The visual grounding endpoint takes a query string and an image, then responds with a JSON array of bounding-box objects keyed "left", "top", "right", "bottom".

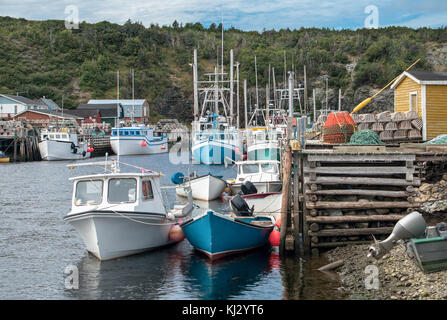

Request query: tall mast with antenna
[
  {"left": 116, "top": 71, "right": 120, "bottom": 170},
  {"left": 255, "top": 56, "right": 259, "bottom": 111},
  {"left": 131, "top": 69, "right": 135, "bottom": 123}
]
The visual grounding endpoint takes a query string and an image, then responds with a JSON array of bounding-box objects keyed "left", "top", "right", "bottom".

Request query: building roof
[
  {"left": 391, "top": 70, "right": 447, "bottom": 89},
  {"left": 36, "top": 97, "right": 61, "bottom": 110},
  {"left": 87, "top": 99, "right": 147, "bottom": 106},
  {"left": 13, "top": 109, "right": 82, "bottom": 120},
  {"left": 0, "top": 94, "right": 36, "bottom": 105}
]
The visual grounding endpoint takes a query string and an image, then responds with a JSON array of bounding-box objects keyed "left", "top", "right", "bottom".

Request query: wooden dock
[{"left": 279, "top": 118, "right": 447, "bottom": 256}]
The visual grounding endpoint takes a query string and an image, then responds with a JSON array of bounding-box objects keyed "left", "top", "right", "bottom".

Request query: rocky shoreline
[{"left": 326, "top": 243, "right": 447, "bottom": 300}]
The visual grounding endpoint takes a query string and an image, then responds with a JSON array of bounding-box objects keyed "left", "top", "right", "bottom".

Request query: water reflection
[{"left": 181, "top": 246, "right": 272, "bottom": 300}]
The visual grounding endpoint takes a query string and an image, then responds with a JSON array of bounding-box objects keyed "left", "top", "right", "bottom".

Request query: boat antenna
[
  {"left": 255, "top": 55, "right": 259, "bottom": 114},
  {"left": 132, "top": 68, "right": 135, "bottom": 123}
]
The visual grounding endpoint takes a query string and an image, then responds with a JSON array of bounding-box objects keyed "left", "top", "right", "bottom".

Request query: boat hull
[
  {"left": 192, "top": 140, "right": 240, "bottom": 165},
  {"left": 232, "top": 193, "right": 282, "bottom": 220},
  {"left": 110, "top": 136, "right": 168, "bottom": 156},
  {"left": 181, "top": 211, "right": 274, "bottom": 261},
  {"left": 0, "top": 158, "right": 9, "bottom": 163},
  {"left": 38, "top": 140, "right": 91, "bottom": 161},
  {"left": 176, "top": 174, "right": 226, "bottom": 201},
  {"left": 64, "top": 211, "right": 177, "bottom": 260}
]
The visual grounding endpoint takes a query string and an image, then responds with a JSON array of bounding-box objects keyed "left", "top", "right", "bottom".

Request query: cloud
[{"left": 0, "top": 0, "right": 445, "bottom": 30}]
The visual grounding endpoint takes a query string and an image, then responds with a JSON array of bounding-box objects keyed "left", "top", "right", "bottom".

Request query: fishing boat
[
  {"left": 110, "top": 124, "right": 168, "bottom": 156},
  {"left": 227, "top": 160, "right": 282, "bottom": 195},
  {"left": 64, "top": 160, "right": 193, "bottom": 261},
  {"left": 246, "top": 128, "right": 284, "bottom": 162},
  {"left": 180, "top": 211, "right": 275, "bottom": 261},
  {"left": 0, "top": 151, "right": 9, "bottom": 163},
  {"left": 38, "top": 128, "right": 91, "bottom": 161},
  {"left": 173, "top": 172, "right": 227, "bottom": 201},
  {"left": 192, "top": 114, "right": 242, "bottom": 165},
  {"left": 230, "top": 192, "right": 282, "bottom": 220}
]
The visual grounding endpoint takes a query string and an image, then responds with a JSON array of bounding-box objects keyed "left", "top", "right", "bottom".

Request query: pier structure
[{"left": 278, "top": 117, "right": 447, "bottom": 256}]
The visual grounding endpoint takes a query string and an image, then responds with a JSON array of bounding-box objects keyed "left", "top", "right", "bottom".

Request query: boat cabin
[
  {"left": 111, "top": 126, "right": 166, "bottom": 138},
  {"left": 235, "top": 160, "right": 280, "bottom": 183},
  {"left": 68, "top": 173, "right": 167, "bottom": 215},
  {"left": 41, "top": 129, "right": 78, "bottom": 144}
]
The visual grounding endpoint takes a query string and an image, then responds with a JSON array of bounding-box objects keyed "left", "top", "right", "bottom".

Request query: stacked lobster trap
[{"left": 351, "top": 111, "right": 423, "bottom": 142}]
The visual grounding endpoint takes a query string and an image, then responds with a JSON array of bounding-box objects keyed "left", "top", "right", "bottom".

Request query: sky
[{"left": 0, "top": 0, "right": 446, "bottom": 30}]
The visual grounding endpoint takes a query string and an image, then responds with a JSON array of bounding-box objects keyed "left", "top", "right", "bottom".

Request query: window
[
  {"left": 242, "top": 164, "right": 260, "bottom": 174},
  {"left": 261, "top": 163, "right": 278, "bottom": 174},
  {"left": 108, "top": 178, "right": 137, "bottom": 203},
  {"left": 123, "top": 131, "right": 129, "bottom": 136},
  {"left": 75, "top": 180, "right": 103, "bottom": 206},
  {"left": 410, "top": 92, "right": 418, "bottom": 113},
  {"left": 142, "top": 180, "right": 154, "bottom": 200},
  {"left": 112, "top": 130, "right": 117, "bottom": 136}
]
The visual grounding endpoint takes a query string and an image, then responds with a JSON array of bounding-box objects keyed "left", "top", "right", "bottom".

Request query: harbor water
[{"left": 0, "top": 151, "right": 346, "bottom": 300}]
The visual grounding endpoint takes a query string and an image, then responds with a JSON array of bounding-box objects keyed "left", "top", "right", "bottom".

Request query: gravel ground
[{"left": 327, "top": 244, "right": 447, "bottom": 300}]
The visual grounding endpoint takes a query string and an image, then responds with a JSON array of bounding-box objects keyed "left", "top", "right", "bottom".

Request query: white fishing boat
[
  {"left": 38, "top": 128, "right": 91, "bottom": 161},
  {"left": 227, "top": 160, "right": 282, "bottom": 195},
  {"left": 246, "top": 128, "right": 284, "bottom": 162},
  {"left": 174, "top": 172, "right": 227, "bottom": 201},
  {"left": 110, "top": 124, "right": 168, "bottom": 156},
  {"left": 64, "top": 160, "right": 193, "bottom": 261},
  {"left": 230, "top": 192, "right": 282, "bottom": 220}
]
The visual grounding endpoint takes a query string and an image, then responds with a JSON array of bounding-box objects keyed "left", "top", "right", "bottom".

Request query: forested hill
[{"left": 1, "top": 16, "right": 446, "bottom": 123}]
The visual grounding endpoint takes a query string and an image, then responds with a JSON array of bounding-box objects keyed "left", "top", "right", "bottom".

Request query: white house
[{"left": 0, "top": 94, "right": 38, "bottom": 118}]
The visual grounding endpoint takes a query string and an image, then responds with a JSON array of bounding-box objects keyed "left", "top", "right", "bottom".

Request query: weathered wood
[
  {"left": 311, "top": 236, "right": 319, "bottom": 244},
  {"left": 333, "top": 145, "right": 386, "bottom": 153},
  {"left": 309, "top": 227, "right": 393, "bottom": 237},
  {"left": 306, "top": 189, "right": 409, "bottom": 198},
  {"left": 309, "top": 223, "right": 319, "bottom": 232},
  {"left": 306, "top": 214, "right": 405, "bottom": 223},
  {"left": 306, "top": 153, "right": 416, "bottom": 163},
  {"left": 304, "top": 176, "right": 421, "bottom": 187},
  {"left": 279, "top": 122, "right": 293, "bottom": 255},
  {"left": 304, "top": 166, "right": 414, "bottom": 176},
  {"left": 318, "top": 259, "right": 344, "bottom": 271},
  {"left": 306, "top": 201, "right": 418, "bottom": 209},
  {"left": 292, "top": 153, "right": 301, "bottom": 254},
  {"left": 311, "top": 240, "right": 372, "bottom": 248},
  {"left": 309, "top": 209, "right": 318, "bottom": 217}
]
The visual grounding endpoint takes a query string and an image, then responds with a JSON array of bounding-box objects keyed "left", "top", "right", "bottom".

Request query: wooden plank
[
  {"left": 304, "top": 166, "right": 414, "bottom": 176},
  {"left": 304, "top": 176, "right": 421, "bottom": 187},
  {"left": 306, "top": 215, "right": 405, "bottom": 223},
  {"left": 311, "top": 241, "right": 372, "bottom": 248},
  {"left": 333, "top": 145, "right": 386, "bottom": 153},
  {"left": 306, "top": 189, "right": 408, "bottom": 198},
  {"left": 309, "top": 227, "right": 393, "bottom": 237},
  {"left": 306, "top": 201, "right": 418, "bottom": 209},
  {"left": 306, "top": 153, "right": 416, "bottom": 163}
]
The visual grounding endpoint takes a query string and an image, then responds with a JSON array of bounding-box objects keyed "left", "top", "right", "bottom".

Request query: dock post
[
  {"left": 293, "top": 151, "right": 301, "bottom": 254},
  {"left": 280, "top": 119, "right": 293, "bottom": 256}
]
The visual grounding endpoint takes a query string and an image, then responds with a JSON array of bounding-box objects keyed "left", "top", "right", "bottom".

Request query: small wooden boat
[
  {"left": 174, "top": 173, "right": 227, "bottom": 201},
  {"left": 0, "top": 151, "right": 9, "bottom": 163},
  {"left": 230, "top": 192, "right": 282, "bottom": 220},
  {"left": 180, "top": 211, "right": 275, "bottom": 261}
]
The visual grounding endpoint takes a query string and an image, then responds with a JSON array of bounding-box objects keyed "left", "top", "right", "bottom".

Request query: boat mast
[
  {"left": 116, "top": 71, "right": 120, "bottom": 171},
  {"left": 131, "top": 68, "right": 135, "bottom": 123}
]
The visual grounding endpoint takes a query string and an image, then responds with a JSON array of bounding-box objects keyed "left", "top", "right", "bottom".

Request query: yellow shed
[{"left": 391, "top": 70, "right": 447, "bottom": 140}]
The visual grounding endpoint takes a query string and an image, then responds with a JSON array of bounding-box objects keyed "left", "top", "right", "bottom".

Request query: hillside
[{"left": 1, "top": 16, "right": 446, "bottom": 123}]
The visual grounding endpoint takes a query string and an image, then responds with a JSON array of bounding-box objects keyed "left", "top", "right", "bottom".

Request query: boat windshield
[
  {"left": 108, "top": 178, "right": 137, "bottom": 203},
  {"left": 242, "top": 164, "right": 259, "bottom": 174},
  {"left": 261, "top": 163, "right": 278, "bottom": 174},
  {"left": 75, "top": 180, "right": 103, "bottom": 206}
]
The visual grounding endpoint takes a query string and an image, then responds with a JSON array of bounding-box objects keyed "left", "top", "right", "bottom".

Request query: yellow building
[{"left": 391, "top": 70, "right": 447, "bottom": 140}]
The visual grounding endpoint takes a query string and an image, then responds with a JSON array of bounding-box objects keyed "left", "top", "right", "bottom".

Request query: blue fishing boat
[
  {"left": 191, "top": 114, "right": 242, "bottom": 165},
  {"left": 180, "top": 211, "right": 275, "bottom": 261}
]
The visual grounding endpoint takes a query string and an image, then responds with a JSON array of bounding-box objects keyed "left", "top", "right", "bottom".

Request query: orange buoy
[
  {"left": 269, "top": 227, "right": 280, "bottom": 247},
  {"left": 161, "top": 145, "right": 166, "bottom": 149},
  {"left": 169, "top": 224, "right": 185, "bottom": 242},
  {"left": 141, "top": 141, "right": 147, "bottom": 147}
]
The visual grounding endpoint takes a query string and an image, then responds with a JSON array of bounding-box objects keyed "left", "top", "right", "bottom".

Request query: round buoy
[
  {"left": 169, "top": 224, "right": 185, "bottom": 242},
  {"left": 171, "top": 172, "right": 184, "bottom": 185},
  {"left": 161, "top": 145, "right": 166, "bottom": 150},
  {"left": 275, "top": 214, "right": 281, "bottom": 228},
  {"left": 141, "top": 141, "right": 147, "bottom": 147},
  {"left": 269, "top": 227, "right": 280, "bottom": 247}
]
